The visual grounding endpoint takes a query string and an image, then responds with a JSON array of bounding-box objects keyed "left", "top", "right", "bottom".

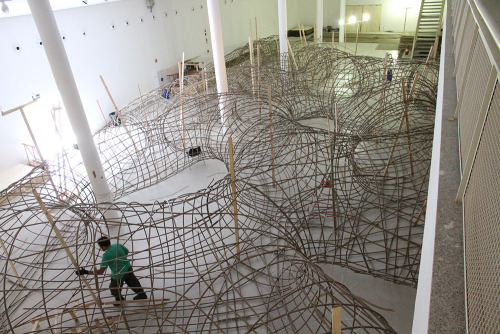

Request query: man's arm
[{"left": 88, "top": 267, "right": 106, "bottom": 275}]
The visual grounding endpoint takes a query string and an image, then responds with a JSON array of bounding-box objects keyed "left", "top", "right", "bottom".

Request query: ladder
[{"left": 411, "top": 0, "right": 445, "bottom": 58}]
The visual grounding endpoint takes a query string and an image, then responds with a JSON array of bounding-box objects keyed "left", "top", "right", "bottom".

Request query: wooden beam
[
  {"left": 180, "top": 53, "right": 186, "bottom": 150},
  {"left": 401, "top": 78, "right": 414, "bottom": 176},
  {"left": 286, "top": 37, "right": 299, "bottom": 71},
  {"left": 1, "top": 99, "right": 38, "bottom": 117},
  {"left": 32, "top": 189, "right": 100, "bottom": 306},
  {"left": 332, "top": 306, "right": 341, "bottom": 334},
  {"left": 0, "top": 238, "right": 23, "bottom": 287},
  {"left": 249, "top": 36, "right": 256, "bottom": 95},
  {"left": 414, "top": 200, "right": 427, "bottom": 226},
  {"left": 376, "top": 53, "right": 389, "bottom": 145},
  {"left": 268, "top": 85, "right": 276, "bottom": 186},
  {"left": 99, "top": 75, "right": 141, "bottom": 156},
  {"left": 102, "top": 298, "right": 169, "bottom": 305},
  {"left": 257, "top": 44, "right": 262, "bottom": 118},
  {"left": 255, "top": 17, "right": 258, "bottom": 41},
  {"left": 228, "top": 137, "right": 240, "bottom": 261}
]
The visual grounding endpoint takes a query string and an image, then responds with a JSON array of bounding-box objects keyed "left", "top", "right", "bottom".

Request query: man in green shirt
[{"left": 76, "top": 236, "right": 147, "bottom": 306}]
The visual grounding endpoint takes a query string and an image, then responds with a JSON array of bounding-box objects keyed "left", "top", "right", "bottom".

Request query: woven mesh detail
[{"left": 464, "top": 81, "right": 500, "bottom": 333}]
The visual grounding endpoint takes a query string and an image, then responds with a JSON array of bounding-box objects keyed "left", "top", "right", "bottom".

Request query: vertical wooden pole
[
  {"left": 202, "top": 68, "right": 208, "bottom": 92},
  {"left": 401, "top": 78, "right": 414, "bottom": 176},
  {"left": 258, "top": 44, "right": 262, "bottom": 118},
  {"left": 354, "top": 22, "right": 360, "bottom": 55},
  {"left": 19, "top": 108, "right": 44, "bottom": 162},
  {"left": 314, "top": 15, "right": 317, "bottom": 44},
  {"left": 286, "top": 37, "right": 299, "bottom": 70},
  {"left": 302, "top": 25, "right": 308, "bottom": 46},
  {"left": 383, "top": 108, "right": 407, "bottom": 180},
  {"left": 249, "top": 36, "right": 256, "bottom": 96},
  {"left": 376, "top": 53, "right": 389, "bottom": 144},
  {"left": 32, "top": 189, "right": 100, "bottom": 306},
  {"left": 228, "top": 137, "right": 240, "bottom": 261},
  {"left": 298, "top": 18, "right": 304, "bottom": 46},
  {"left": 255, "top": 17, "right": 258, "bottom": 41},
  {"left": 99, "top": 75, "right": 141, "bottom": 156},
  {"left": 179, "top": 54, "right": 186, "bottom": 150},
  {"left": 332, "top": 31, "right": 335, "bottom": 49},
  {"left": 327, "top": 116, "right": 338, "bottom": 231},
  {"left": 383, "top": 78, "right": 415, "bottom": 180},
  {"left": 409, "top": 72, "right": 420, "bottom": 101},
  {"left": 332, "top": 306, "right": 341, "bottom": 334},
  {"left": 414, "top": 200, "right": 427, "bottom": 226},
  {"left": 268, "top": 85, "right": 276, "bottom": 186},
  {"left": 1, "top": 101, "right": 63, "bottom": 200},
  {"left": 138, "top": 84, "right": 160, "bottom": 172},
  {"left": 0, "top": 238, "right": 24, "bottom": 287}
]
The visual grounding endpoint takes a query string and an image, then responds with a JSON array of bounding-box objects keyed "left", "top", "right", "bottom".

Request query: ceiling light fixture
[{"left": 1, "top": 1, "right": 9, "bottom": 14}]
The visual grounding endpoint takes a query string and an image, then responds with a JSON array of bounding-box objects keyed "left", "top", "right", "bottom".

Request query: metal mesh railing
[
  {"left": 451, "top": 0, "right": 500, "bottom": 332},
  {"left": 457, "top": 36, "right": 489, "bottom": 167},
  {"left": 463, "top": 81, "right": 500, "bottom": 333}
]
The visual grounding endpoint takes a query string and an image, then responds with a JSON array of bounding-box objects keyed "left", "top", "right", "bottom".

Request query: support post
[
  {"left": 278, "top": 0, "right": 288, "bottom": 71},
  {"left": 376, "top": 53, "right": 389, "bottom": 144},
  {"left": 314, "top": 15, "right": 317, "bottom": 44},
  {"left": 316, "top": 0, "right": 324, "bottom": 43},
  {"left": 228, "top": 137, "right": 240, "bottom": 261},
  {"left": 255, "top": 17, "right": 258, "bottom": 41},
  {"left": 339, "top": 0, "right": 346, "bottom": 43},
  {"left": 249, "top": 36, "right": 256, "bottom": 96},
  {"left": 206, "top": 0, "right": 229, "bottom": 133},
  {"left": 332, "top": 306, "right": 341, "bottom": 334},
  {"left": 355, "top": 22, "right": 360, "bottom": 55},
  {"left": 286, "top": 37, "right": 299, "bottom": 70},
  {"left": 33, "top": 189, "right": 100, "bottom": 306},
  {"left": 28, "top": 0, "right": 113, "bottom": 205},
  {"left": 414, "top": 200, "right": 427, "bottom": 226},
  {"left": 179, "top": 53, "right": 186, "bottom": 150},
  {"left": 100, "top": 75, "right": 141, "bottom": 156},
  {"left": 0, "top": 238, "right": 24, "bottom": 287},
  {"left": 268, "top": 85, "right": 276, "bottom": 186},
  {"left": 298, "top": 18, "right": 305, "bottom": 46},
  {"left": 2, "top": 100, "right": 61, "bottom": 201},
  {"left": 401, "top": 78, "right": 414, "bottom": 176},
  {"left": 257, "top": 44, "right": 262, "bottom": 118}
]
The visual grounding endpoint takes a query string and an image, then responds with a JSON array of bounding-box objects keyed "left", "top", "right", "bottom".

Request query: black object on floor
[{"left": 187, "top": 146, "right": 201, "bottom": 157}]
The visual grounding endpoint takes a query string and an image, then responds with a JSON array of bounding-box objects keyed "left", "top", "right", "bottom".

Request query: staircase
[{"left": 411, "top": 0, "right": 445, "bottom": 58}]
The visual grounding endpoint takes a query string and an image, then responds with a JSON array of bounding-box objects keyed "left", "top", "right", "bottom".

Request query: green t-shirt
[{"left": 100, "top": 243, "right": 131, "bottom": 280}]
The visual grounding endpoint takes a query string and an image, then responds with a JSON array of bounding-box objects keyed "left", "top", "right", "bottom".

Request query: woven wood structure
[{"left": 0, "top": 36, "right": 438, "bottom": 333}]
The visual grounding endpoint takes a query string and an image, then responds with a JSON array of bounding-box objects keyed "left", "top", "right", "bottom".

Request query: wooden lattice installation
[{"left": 0, "top": 36, "right": 438, "bottom": 333}]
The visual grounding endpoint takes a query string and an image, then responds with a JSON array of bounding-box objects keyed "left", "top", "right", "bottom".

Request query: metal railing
[{"left": 451, "top": 0, "right": 500, "bottom": 332}]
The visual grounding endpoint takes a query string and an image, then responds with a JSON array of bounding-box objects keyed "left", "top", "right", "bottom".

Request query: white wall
[
  {"left": 296, "top": 0, "right": 421, "bottom": 32},
  {"left": 0, "top": 0, "right": 297, "bottom": 172}
]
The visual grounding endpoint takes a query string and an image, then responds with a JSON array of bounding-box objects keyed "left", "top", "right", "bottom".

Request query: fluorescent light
[
  {"left": 348, "top": 16, "right": 356, "bottom": 24},
  {"left": 362, "top": 13, "right": 370, "bottom": 21}
]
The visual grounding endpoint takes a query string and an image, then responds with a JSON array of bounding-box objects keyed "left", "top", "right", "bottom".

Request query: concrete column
[
  {"left": 27, "top": 0, "right": 113, "bottom": 204},
  {"left": 339, "top": 0, "right": 346, "bottom": 43},
  {"left": 206, "top": 0, "right": 229, "bottom": 132},
  {"left": 316, "top": 0, "right": 323, "bottom": 43},
  {"left": 278, "top": 0, "right": 288, "bottom": 70}
]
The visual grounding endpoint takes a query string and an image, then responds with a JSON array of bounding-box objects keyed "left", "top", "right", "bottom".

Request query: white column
[
  {"left": 27, "top": 0, "right": 113, "bottom": 204},
  {"left": 316, "top": 0, "right": 324, "bottom": 43},
  {"left": 206, "top": 0, "right": 229, "bottom": 132},
  {"left": 339, "top": 0, "right": 346, "bottom": 43},
  {"left": 278, "top": 0, "right": 288, "bottom": 70}
]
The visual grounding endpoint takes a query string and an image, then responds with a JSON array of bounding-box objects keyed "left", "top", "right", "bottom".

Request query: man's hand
[{"left": 75, "top": 267, "right": 89, "bottom": 276}]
